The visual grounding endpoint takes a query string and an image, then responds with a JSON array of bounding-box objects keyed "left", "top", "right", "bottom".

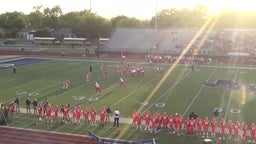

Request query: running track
[{"left": 0, "top": 126, "right": 98, "bottom": 144}]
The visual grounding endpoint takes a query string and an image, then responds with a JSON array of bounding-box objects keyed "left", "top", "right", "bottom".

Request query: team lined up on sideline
[
  {"left": 3, "top": 100, "right": 256, "bottom": 143},
  {"left": 131, "top": 110, "right": 256, "bottom": 143}
]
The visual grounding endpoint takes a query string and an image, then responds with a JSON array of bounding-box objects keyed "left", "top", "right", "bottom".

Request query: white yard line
[
  {"left": 182, "top": 66, "right": 217, "bottom": 116},
  {"left": 4, "top": 64, "right": 88, "bottom": 103},
  {"left": 111, "top": 77, "right": 159, "bottom": 107},
  {"left": 224, "top": 68, "right": 239, "bottom": 120},
  {"left": 143, "top": 71, "right": 191, "bottom": 114}
]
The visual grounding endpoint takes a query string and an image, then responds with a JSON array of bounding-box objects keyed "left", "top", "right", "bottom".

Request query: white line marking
[
  {"left": 111, "top": 77, "right": 159, "bottom": 107},
  {"left": 182, "top": 67, "right": 218, "bottom": 116},
  {"left": 224, "top": 68, "right": 239, "bottom": 120},
  {"left": 143, "top": 71, "right": 191, "bottom": 114}
]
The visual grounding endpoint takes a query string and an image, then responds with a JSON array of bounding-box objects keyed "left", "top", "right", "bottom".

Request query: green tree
[
  {"left": 189, "top": 5, "right": 209, "bottom": 27},
  {"left": 111, "top": 16, "right": 146, "bottom": 28},
  {"left": 73, "top": 11, "right": 112, "bottom": 38},
  {"left": 149, "top": 5, "right": 209, "bottom": 29},
  {"left": 150, "top": 8, "right": 182, "bottom": 28},
  {"left": 0, "top": 12, "right": 27, "bottom": 29},
  {"left": 43, "top": 5, "right": 63, "bottom": 28},
  {"left": 0, "top": 28, "right": 4, "bottom": 38},
  {"left": 28, "top": 5, "right": 44, "bottom": 28},
  {"left": 58, "top": 12, "right": 80, "bottom": 29}
]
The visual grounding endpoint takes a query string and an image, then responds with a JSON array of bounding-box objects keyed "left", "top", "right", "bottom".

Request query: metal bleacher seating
[{"left": 104, "top": 28, "right": 217, "bottom": 54}]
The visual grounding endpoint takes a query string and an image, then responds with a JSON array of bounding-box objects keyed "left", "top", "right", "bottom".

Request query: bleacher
[
  {"left": 215, "top": 29, "right": 256, "bottom": 54},
  {"left": 102, "top": 28, "right": 217, "bottom": 54}
]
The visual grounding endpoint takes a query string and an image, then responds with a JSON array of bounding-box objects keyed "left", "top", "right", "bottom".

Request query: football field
[{"left": 1, "top": 56, "right": 256, "bottom": 143}]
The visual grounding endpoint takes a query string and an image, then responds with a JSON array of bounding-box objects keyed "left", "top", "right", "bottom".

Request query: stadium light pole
[
  {"left": 155, "top": 0, "right": 158, "bottom": 30},
  {"left": 89, "top": 0, "right": 92, "bottom": 12}
]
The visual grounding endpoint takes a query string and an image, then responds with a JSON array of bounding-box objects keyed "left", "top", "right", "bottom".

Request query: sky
[{"left": 0, "top": 0, "right": 256, "bottom": 20}]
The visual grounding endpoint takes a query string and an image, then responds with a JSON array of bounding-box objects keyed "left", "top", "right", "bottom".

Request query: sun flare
[{"left": 205, "top": 0, "right": 256, "bottom": 15}]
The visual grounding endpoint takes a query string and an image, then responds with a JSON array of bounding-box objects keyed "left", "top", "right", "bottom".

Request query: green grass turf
[{"left": 1, "top": 56, "right": 256, "bottom": 143}]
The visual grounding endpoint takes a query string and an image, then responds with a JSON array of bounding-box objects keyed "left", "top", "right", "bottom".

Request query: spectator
[
  {"left": 14, "top": 97, "right": 20, "bottom": 112},
  {"left": 0, "top": 100, "right": 2, "bottom": 109},
  {"left": 106, "top": 106, "right": 111, "bottom": 123},
  {"left": 60, "top": 105, "right": 64, "bottom": 116},
  {"left": 10, "top": 102, "right": 17, "bottom": 120},
  {"left": 189, "top": 111, "right": 198, "bottom": 120},
  {"left": 12, "top": 66, "right": 16, "bottom": 73},
  {"left": 43, "top": 98, "right": 49, "bottom": 114},
  {"left": 2, "top": 104, "right": 9, "bottom": 118},
  {"left": 213, "top": 109, "right": 219, "bottom": 117},
  {"left": 113, "top": 108, "right": 120, "bottom": 127},
  {"left": 32, "top": 99, "right": 38, "bottom": 115},
  {"left": 89, "top": 63, "right": 93, "bottom": 73},
  {"left": 25, "top": 98, "right": 31, "bottom": 115}
]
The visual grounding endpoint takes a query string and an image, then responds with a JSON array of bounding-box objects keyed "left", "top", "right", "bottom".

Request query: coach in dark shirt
[
  {"left": 32, "top": 99, "right": 38, "bottom": 115},
  {"left": 14, "top": 97, "right": 20, "bottom": 112},
  {"left": 106, "top": 106, "right": 111, "bottom": 123},
  {"left": 25, "top": 98, "right": 31, "bottom": 115}
]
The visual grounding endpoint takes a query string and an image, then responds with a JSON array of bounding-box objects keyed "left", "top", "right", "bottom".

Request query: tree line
[{"left": 0, "top": 4, "right": 256, "bottom": 38}]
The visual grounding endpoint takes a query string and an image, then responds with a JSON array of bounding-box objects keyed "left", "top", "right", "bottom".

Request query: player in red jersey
[
  {"left": 99, "top": 107, "right": 107, "bottom": 128},
  {"left": 37, "top": 103, "right": 43, "bottom": 121},
  {"left": 102, "top": 68, "right": 109, "bottom": 78},
  {"left": 139, "top": 67, "right": 145, "bottom": 76},
  {"left": 227, "top": 120, "right": 233, "bottom": 140},
  {"left": 156, "top": 112, "right": 162, "bottom": 132},
  {"left": 72, "top": 106, "right": 77, "bottom": 124},
  {"left": 54, "top": 105, "right": 59, "bottom": 123},
  {"left": 161, "top": 112, "right": 169, "bottom": 132},
  {"left": 168, "top": 115, "right": 174, "bottom": 134},
  {"left": 185, "top": 117, "right": 191, "bottom": 136},
  {"left": 95, "top": 82, "right": 102, "bottom": 94},
  {"left": 203, "top": 117, "right": 210, "bottom": 138},
  {"left": 151, "top": 115, "right": 157, "bottom": 133},
  {"left": 119, "top": 77, "right": 126, "bottom": 88},
  {"left": 130, "top": 68, "right": 137, "bottom": 76},
  {"left": 90, "top": 108, "right": 97, "bottom": 126},
  {"left": 143, "top": 111, "right": 152, "bottom": 132},
  {"left": 63, "top": 105, "right": 69, "bottom": 123},
  {"left": 10, "top": 102, "right": 17, "bottom": 120},
  {"left": 86, "top": 72, "right": 91, "bottom": 82},
  {"left": 250, "top": 123, "right": 256, "bottom": 143},
  {"left": 76, "top": 106, "right": 82, "bottom": 125},
  {"left": 219, "top": 118, "right": 226, "bottom": 139},
  {"left": 173, "top": 113, "right": 179, "bottom": 134},
  {"left": 63, "top": 80, "right": 70, "bottom": 90},
  {"left": 136, "top": 112, "right": 143, "bottom": 130},
  {"left": 196, "top": 117, "right": 203, "bottom": 136},
  {"left": 210, "top": 117, "right": 217, "bottom": 137},
  {"left": 233, "top": 121, "right": 240, "bottom": 141},
  {"left": 177, "top": 114, "right": 183, "bottom": 136},
  {"left": 241, "top": 122, "right": 248, "bottom": 141},
  {"left": 131, "top": 109, "right": 138, "bottom": 128},
  {"left": 189, "top": 118, "right": 196, "bottom": 136},
  {"left": 83, "top": 107, "right": 90, "bottom": 125},
  {"left": 45, "top": 104, "right": 52, "bottom": 123}
]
